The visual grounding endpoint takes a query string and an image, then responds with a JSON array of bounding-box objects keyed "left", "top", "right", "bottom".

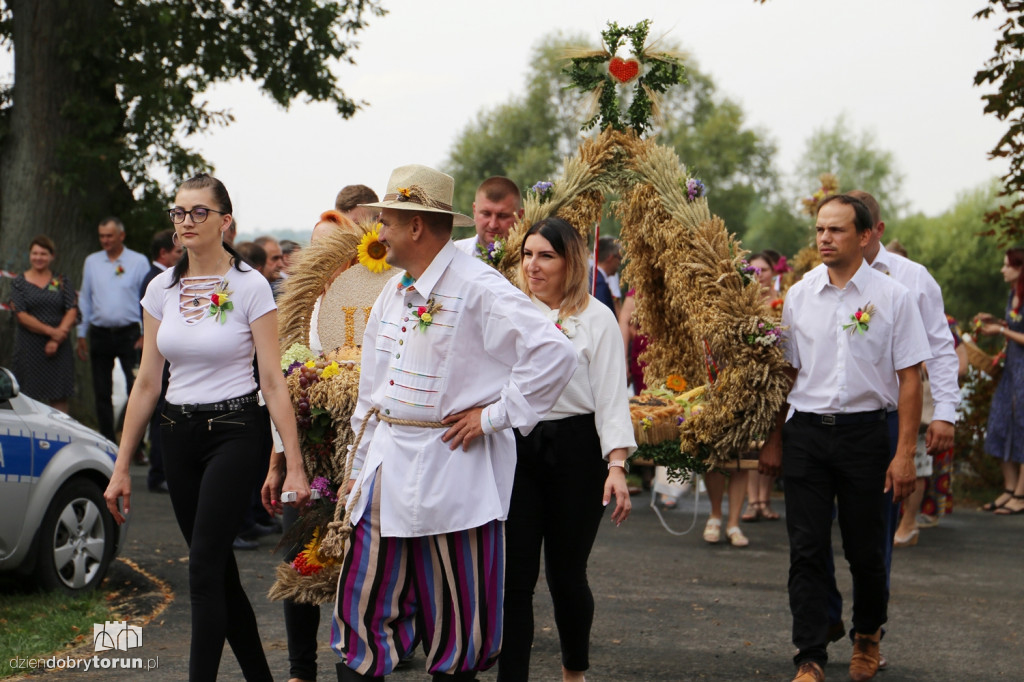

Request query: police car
[{"left": 0, "top": 367, "right": 126, "bottom": 592}]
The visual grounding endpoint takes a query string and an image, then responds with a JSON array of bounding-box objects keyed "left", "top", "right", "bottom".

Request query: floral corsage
[
  {"left": 114, "top": 264, "right": 125, "bottom": 276},
  {"left": 46, "top": 278, "right": 61, "bottom": 292},
  {"left": 475, "top": 238, "right": 506, "bottom": 268},
  {"left": 208, "top": 281, "right": 234, "bottom": 324},
  {"left": 842, "top": 302, "right": 876, "bottom": 335},
  {"left": 542, "top": 307, "right": 578, "bottom": 339},
  {"left": 413, "top": 299, "right": 442, "bottom": 331}
]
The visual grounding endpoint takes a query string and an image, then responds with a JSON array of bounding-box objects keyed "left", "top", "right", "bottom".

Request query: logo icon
[{"left": 93, "top": 621, "right": 143, "bottom": 652}]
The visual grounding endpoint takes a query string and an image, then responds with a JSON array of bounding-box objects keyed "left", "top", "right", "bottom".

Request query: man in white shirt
[
  {"left": 759, "top": 194, "right": 928, "bottom": 682},
  {"left": 331, "top": 164, "right": 575, "bottom": 682},
  {"left": 76, "top": 216, "right": 150, "bottom": 443},
  {"left": 821, "top": 190, "right": 960, "bottom": 666},
  {"left": 453, "top": 176, "right": 523, "bottom": 259}
]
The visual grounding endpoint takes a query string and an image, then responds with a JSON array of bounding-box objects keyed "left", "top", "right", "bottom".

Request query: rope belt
[
  {"left": 318, "top": 407, "right": 447, "bottom": 559},
  {"left": 377, "top": 411, "right": 447, "bottom": 429}
]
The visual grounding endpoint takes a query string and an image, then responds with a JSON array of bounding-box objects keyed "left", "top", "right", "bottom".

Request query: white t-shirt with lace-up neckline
[{"left": 141, "top": 264, "right": 276, "bottom": 406}]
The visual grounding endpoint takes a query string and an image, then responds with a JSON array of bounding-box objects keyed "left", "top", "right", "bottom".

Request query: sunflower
[{"left": 357, "top": 226, "right": 391, "bottom": 273}]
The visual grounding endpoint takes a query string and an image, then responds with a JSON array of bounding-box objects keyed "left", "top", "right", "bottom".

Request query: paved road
[{"left": 29, "top": 465, "right": 1024, "bottom": 681}]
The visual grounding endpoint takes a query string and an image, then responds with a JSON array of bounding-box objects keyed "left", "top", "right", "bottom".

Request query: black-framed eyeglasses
[{"left": 168, "top": 207, "right": 227, "bottom": 224}]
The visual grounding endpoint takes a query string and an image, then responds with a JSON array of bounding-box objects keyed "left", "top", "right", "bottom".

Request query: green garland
[
  {"left": 633, "top": 440, "right": 710, "bottom": 482},
  {"left": 564, "top": 20, "right": 686, "bottom": 134}
]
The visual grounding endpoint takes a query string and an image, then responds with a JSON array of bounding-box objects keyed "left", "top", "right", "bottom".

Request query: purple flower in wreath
[
  {"left": 310, "top": 476, "right": 338, "bottom": 503},
  {"left": 686, "top": 178, "right": 705, "bottom": 202},
  {"left": 530, "top": 181, "right": 554, "bottom": 198}
]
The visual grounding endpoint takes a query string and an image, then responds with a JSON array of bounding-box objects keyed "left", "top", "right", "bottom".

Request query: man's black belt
[
  {"left": 791, "top": 409, "right": 888, "bottom": 427},
  {"left": 166, "top": 391, "right": 259, "bottom": 415}
]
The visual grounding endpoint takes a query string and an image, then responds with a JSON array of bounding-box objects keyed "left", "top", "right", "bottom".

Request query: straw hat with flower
[{"left": 360, "top": 164, "right": 474, "bottom": 227}]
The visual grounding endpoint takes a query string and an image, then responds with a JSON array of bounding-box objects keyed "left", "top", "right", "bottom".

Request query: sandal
[
  {"left": 703, "top": 517, "right": 722, "bottom": 544},
  {"left": 741, "top": 500, "right": 762, "bottom": 523},
  {"left": 760, "top": 503, "right": 781, "bottom": 521},
  {"left": 994, "top": 494, "right": 1024, "bottom": 515},
  {"left": 726, "top": 526, "right": 749, "bottom": 547},
  {"left": 982, "top": 489, "right": 1014, "bottom": 512}
]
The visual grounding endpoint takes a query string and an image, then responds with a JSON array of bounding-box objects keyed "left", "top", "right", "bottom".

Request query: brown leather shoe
[
  {"left": 849, "top": 628, "right": 881, "bottom": 681},
  {"left": 792, "top": 660, "right": 825, "bottom": 682}
]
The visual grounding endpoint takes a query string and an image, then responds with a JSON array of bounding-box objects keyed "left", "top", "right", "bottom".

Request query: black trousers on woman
[
  {"left": 161, "top": 401, "right": 273, "bottom": 682},
  {"left": 498, "top": 413, "right": 608, "bottom": 682}
]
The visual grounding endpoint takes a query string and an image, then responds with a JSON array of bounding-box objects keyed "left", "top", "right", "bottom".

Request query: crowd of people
[{"left": 4, "top": 164, "right": 1022, "bottom": 682}]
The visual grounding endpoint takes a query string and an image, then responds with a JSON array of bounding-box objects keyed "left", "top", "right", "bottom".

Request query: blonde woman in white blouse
[
  {"left": 104, "top": 173, "right": 309, "bottom": 681},
  {"left": 498, "top": 217, "right": 634, "bottom": 682}
]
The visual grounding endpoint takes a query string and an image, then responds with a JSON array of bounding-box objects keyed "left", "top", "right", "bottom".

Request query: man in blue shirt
[
  {"left": 593, "top": 236, "right": 621, "bottom": 315},
  {"left": 76, "top": 217, "right": 150, "bottom": 443}
]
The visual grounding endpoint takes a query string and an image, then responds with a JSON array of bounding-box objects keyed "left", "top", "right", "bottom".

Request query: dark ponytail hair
[
  {"left": 1007, "top": 247, "right": 1024, "bottom": 307},
  {"left": 169, "top": 173, "right": 247, "bottom": 286}
]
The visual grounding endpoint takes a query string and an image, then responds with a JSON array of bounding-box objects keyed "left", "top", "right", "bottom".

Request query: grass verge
[{"left": 0, "top": 585, "right": 110, "bottom": 679}]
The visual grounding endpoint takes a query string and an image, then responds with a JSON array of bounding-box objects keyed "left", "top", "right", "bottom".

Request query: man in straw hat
[{"left": 330, "top": 164, "right": 576, "bottom": 682}]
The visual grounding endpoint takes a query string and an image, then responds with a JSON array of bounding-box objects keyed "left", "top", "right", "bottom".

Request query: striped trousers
[{"left": 331, "top": 469, "right": 504, "bottom": 677}]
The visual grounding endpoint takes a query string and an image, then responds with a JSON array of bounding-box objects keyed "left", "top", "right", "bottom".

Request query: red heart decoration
[{"left": 608, "top": 57, "right": 640, "bottom": 83}]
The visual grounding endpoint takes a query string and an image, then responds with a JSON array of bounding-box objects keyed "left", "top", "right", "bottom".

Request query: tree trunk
[{"left": 0, "top": 0, "right": 133, "bottom": 424}]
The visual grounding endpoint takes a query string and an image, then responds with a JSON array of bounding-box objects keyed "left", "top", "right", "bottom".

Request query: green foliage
[
  {"left": 1, "top": 0, "right": 384, "bottom": 209},
  {"left": 632, "top": 440, "right": 709, "bottom": 482},
  {"left": 886, "top": 181, "right": 1008, "bottom": 324},
  {"left": 0, "top": 585, "right": 108, "bottom": 678},
  {"left": 973, "top": 0, "right": 1024, "bottom": 244},
  {"left": 954, "top": 364, "right": 1005, "bottom": 489},
  {"left": 795, "top": 113, "right": 906, "bottom": 218},
  {"left": 742, "top": 199, "right": 814, "bottom": 258}
]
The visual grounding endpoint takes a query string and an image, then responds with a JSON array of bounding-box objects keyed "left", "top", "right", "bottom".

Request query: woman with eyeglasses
[
  {"left": 104, "top": 173, "right": 309, "bottom": 681},
  {"left": 499, "top": 217, "right": 634, "bottom": 682}
]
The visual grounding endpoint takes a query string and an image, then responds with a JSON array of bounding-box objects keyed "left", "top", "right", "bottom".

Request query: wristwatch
[{"left": 608, "top": 459, "right": 629, "bottom": 473}]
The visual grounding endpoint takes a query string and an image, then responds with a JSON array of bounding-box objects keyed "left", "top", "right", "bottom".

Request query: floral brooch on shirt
[
  {"left": 208, "top": 281, "right": 234, "bottom": 324},
  {"left": 46, "top": 278, "right": 61, "bottom": 292},
  {"left": 413, "top": 298, "right": 442, "bottom": 331},
  {"left": 1011, "top": 306, "right": 1022, "bottom": 324},
  {"left": 114, "top": 264, "right": 125, "bottom": 276},
  {"left": 475, "top": 238, "right": 506, "bottom": 268},
  {"left": 554, "top": 316, "right": 578, "bottom": 339},
  {"left": 842, "top": 302, "right": 876, "bottom": 335}
]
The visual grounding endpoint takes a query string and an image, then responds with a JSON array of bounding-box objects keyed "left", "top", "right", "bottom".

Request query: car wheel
[{"left": 35, "top": 479, "right": 116, "bottom": 592}]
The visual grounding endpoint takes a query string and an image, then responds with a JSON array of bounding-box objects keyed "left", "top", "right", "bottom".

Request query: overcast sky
[{"left": 188, "top": 0, "right": 1007, "bottom": 235}]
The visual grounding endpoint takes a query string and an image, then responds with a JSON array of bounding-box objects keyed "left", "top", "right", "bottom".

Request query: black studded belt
[{"left": 166, "top": 391, "right": 259, "bottom": 415}]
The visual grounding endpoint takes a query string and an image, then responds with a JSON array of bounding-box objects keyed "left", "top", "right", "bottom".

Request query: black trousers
[
  {"left": 88, "top": 324, "right": 139, "bottom": 442},
  {"left": 160, "top": 401, "right": 273, "bottom": 682},
  {"left": 498, "top": 413, "right": 608, "bottom": 681},
  {"left": 783, "top": 417, "right": 890, "bottom": 668},
  {"left": 281, "top": 504, "right": 321, "bottom": 680}
]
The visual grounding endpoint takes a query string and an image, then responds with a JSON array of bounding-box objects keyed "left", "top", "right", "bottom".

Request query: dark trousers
[
  {"left": 783, "top": 417, "right": 890, "bottom": 668},
  {"left": 146, "top": 362, "right": 171, "bottom": 490},
  {"left": 88, "top": 324, "right": 139, "bottom": 442},
  {"left": 498, "top": 414, "right": 608, "bottom": 681},
  {"left": 160, "top": 402, "right": 273, "bottom": 682},
  {"left": 281, "top": 504, "right": 321, "bottom": 681},
  {"left": 825, "top": 411, "right": 899, "bottom": 630}
]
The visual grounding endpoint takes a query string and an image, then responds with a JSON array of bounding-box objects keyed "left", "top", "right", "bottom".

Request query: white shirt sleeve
[
  {"left": 584, "top": 303, "right": 637, "bottom": 458},
  {"left": 914, "top": 271, "right": 960, "bottom": 423}
]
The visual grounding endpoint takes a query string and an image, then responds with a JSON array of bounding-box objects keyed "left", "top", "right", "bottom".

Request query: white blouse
[
  {"left": 141, "top": 265, "right": 276, "bottom": 405},
  {"left": 532, "top": 295, "right": 637, "bottom": 459}
]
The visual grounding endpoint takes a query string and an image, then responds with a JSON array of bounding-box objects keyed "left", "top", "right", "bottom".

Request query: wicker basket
[{"left": 964, "top": 340, "right": 997, "bottom": 373}]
